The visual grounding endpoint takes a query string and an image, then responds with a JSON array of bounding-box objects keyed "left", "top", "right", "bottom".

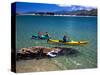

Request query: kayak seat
[{"left": 59, "top": 40, "right": 63, "bottom": 42}]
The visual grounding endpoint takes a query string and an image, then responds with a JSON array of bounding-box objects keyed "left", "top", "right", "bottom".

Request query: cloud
[
  {"left": 55, "top": 0, "right": 97, "bottom": 8},
  {"left": 56, "top": 4, "right": 71, "bottom": 7}
]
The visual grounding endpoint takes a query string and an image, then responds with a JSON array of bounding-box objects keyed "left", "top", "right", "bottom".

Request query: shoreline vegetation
[
  {"left": 16, "top": 14, "right": 97, "bottom": 17},
  {"left": 16, "top": 9, "right": 97, "bottom": 17}
]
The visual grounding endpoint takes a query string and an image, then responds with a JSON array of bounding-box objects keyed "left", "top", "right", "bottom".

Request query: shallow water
[{"left": 16, "top": 15, "right": 97, "bottom": 72}]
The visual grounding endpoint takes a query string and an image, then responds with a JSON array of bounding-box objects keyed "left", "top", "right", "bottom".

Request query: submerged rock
[{"left": 17, "top": 46, "right": 79, "bottom": 60}]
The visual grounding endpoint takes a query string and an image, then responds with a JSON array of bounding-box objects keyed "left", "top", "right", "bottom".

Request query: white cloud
[
  {"left": 56, "top": 3, "right": 72, "bottom": 7},
  {"left": 54, "top": 0, "right": 98, "bottom": 7}
]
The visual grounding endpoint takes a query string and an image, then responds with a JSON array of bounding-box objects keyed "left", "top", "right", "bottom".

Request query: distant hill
[
  {"left": 16, "top": 5, "right": 97, "bottom": 16},
  {"left": 58, "top": 9, "right": 97, "bottom": 16}
]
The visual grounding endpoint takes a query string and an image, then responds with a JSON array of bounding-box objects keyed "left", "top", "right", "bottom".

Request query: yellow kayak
[{"left": 47, "top": 39, "right": 88, "bottom": 45}]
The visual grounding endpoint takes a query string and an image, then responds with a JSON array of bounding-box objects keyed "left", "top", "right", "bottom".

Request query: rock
[{"left": 17, "top": 46, "right": 79, "bottom": 60}]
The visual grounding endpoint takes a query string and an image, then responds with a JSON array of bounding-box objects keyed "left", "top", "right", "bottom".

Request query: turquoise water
[{"left": 16, "top": 15, "right": 97, "bottom": 70}]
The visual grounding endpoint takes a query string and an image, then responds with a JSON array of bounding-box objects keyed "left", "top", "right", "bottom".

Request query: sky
[
  {"left": 11, "top": 0, "right": 98, "bottom": 7},
  {"left": 16, "top": 2, "right": 63, "bottom": 13},
  {"left": 15, "top": 2, "right": 97, "bottom": 13}
]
